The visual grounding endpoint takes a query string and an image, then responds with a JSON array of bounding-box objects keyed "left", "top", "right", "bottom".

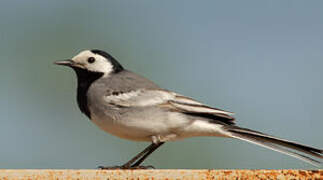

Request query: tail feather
[{"left": 224, "top": 126, "right": 322, "bottom": 167}]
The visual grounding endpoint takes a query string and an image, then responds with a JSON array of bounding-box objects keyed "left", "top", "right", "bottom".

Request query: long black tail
[{"left": 223, "top": 125, "right": 322, "bottom": 166}]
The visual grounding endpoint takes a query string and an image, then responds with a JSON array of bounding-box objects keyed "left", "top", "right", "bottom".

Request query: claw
[
  {"left": 131, "top": 165, "right": 155, "bottom": 169},
  {"left": 98, "top": 165, "right": 123, "bottom": 169},
  {"left": 98, "top": 165, "right": 155, "bottom": 170}
]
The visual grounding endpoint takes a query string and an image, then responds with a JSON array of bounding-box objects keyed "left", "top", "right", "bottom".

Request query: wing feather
[
  {"left": 104, "top": 89, "right": 175, "bottom": 107},
  {"left": 104, "top": 89, "right": 235, "bottom": 124},
  {"left": 170, "top": 99, "right": 234, "bottom": 115}
]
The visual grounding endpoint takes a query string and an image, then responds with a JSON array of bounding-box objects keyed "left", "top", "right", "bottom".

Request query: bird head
[{"left": 55, "top": 49, "right": 124, "bottom": 76}]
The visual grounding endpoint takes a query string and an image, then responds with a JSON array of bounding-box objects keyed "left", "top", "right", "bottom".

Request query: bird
[{"left": 55, "top": 49, "right": 322, "bottom": 169}]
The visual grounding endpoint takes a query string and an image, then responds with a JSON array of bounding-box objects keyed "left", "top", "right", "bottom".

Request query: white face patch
[{"left": 71, "top": 50, "right": 113, "bottom": 75}]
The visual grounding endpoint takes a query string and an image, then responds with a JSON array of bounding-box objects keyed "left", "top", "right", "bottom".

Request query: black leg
[
  {"left": 99, "top": 142, "right": 165, "bottom": 169},
  {"left": 131, "top": 142, "right": 164, "bottom": 167},
  {"left": 120, "top": 143, "right": 156, "bottom": 168}
]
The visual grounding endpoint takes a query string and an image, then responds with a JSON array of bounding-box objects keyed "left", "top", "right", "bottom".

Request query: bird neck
[{"left": 73, "top": 68, "right": 104, "bottom": 119}]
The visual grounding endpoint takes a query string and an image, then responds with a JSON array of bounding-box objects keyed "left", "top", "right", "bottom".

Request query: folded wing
[{"left": 104, "top": 89, "right": 235, "bottom": 124}]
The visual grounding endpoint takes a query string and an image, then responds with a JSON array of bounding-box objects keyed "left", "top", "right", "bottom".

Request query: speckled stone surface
[{"left": 0, "top": 169, "right": 321, "bottom": 180}]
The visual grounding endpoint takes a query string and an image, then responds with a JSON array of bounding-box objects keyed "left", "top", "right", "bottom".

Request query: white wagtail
[{"left": 55, "top": 49, "right": 322, "bottom": 169}]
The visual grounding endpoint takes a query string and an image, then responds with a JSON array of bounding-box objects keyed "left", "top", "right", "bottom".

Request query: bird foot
[
  {"left": 130, "top": 165, "right": 155, "bottom": 169},
  {"left": 98, "top": 165, "right": 123, "bottom": 170},
  {"left": 98, "top": 165, "right": 155, "bottom": 170}
]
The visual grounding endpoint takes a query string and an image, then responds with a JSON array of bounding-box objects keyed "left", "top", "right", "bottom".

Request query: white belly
[
  {"left": 91, "top": 115, "right": 152, "bottom": 141},
  {"left": 90, "top": 108, "right": 229, "bottom": 142},
  {"left": 90, "top": 108, "right": 194, "bottom": 142}
]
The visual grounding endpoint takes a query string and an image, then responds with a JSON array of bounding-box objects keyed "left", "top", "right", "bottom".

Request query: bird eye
[{"left": 87, "top": 57, "right": 95, "bottom": 64}]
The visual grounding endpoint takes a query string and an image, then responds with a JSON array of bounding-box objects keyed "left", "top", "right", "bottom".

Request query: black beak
[{"left": 54, "top": 59, "right": 74, "bottom": 66}]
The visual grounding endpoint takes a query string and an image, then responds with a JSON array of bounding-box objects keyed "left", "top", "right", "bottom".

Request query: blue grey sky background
[{"left": 0, "top": 1, "right": 322, "bottom": 169}]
